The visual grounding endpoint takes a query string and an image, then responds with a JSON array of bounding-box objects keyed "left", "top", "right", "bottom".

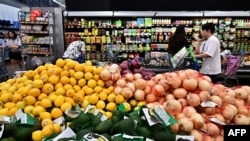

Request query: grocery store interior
[{"left": 1, "top": 0, "right": 250, "bottom": 141}]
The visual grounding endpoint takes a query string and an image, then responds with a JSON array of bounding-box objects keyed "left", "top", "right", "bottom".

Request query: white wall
[{"left": 0, "top": 4, "right": 20, "bottom": 22}]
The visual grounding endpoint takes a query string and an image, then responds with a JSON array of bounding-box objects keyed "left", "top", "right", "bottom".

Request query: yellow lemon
[
  {"left": 36, "top": 65, "right": 46, "bottom": 73},
  {"left": 89, "top": 94, "right": 99, "bottom": 104},
  {"left": 95, "top": 66, "right": 104, "bottom": 75},
  {"left": 55, "top": 83, "right": 63, "bottom": 90},
  {"left": 68, "top": 69, "right": 76, "bottom": 77},
  {"left": 83, "top": 95, "right": 90, "bottom": 101},
  {"left": 48, "top": 93, "right": 57, "bottom": 102},
  {"left": 98, "top": 91, "right": 107, "bottom": 101},
  {"left": 24, "top": 105, "right": 34, "bottom": 114},
  {"left": 97, "top": 80, "right": 105, "bottom": 87},
  {"left": 66, "top": 60, "right": 76, "bottom": 69},
  {"left": 55, "top": 87, "right": 65, "bottom": 96},
  {"left": 7, "top": 78, "right": 16, "bottom": 85},
  {"left": 74, "top": 63, "right": 85, "bottom": 71},
  {"left": 93, "top": 75, "right": 100, "bottom": 81},
  {"left": 63, "top": 84, "right": 72, "bottom": 90},
  {"left": 84, "top": 72, "right": 93, "bottom": 80},
  {"left": 115, "top": 95, "right": 125, "bottom": 104},
  {"left": 0, "top": 108, "right": 9, "bottom": 115},
  {"left": 73, "top": 85, "right": 81, "bottom": 92},
  {"left": 137, "top": 101, "right": 146, "bottom": 107},
  {"left": 73, "top": 92, "right": 84, "bottom": 104},
  {"left": 105, "top": 111, "right": 112, "bottom": 119},
  {"left": 16, "top": 101, "right": 26, "bottom": 109},
  {"left": 60, "top": 76, "right": 69, "bottom": 84},
  {"left": 18, "top": 86, "right": 30, "bottom": 97},
  {"left": 105, "top": 102, "right": 117, "bottom": 112},
  {"left": 66, "top": 88, "right": 75, "bottom": 97},
  {"left": 41, "top": 118, "right": 54, "bottom": 128},
  {"left": 85, "top": 60, "right": 92, "bottom": 66},
  {"left": 96, "top": 100, "right": 106, "bottom": 110},
  {"left": 35, "top": 101, "right": 41, "bottom": 107},
  {"left": 56, "top": 58, "right": 65, "bottom": 67},
  {"left": 60, "top": 70, "right": 69, "bottom": 77},
  {"left": 64, "top": 97, "right": 75, "bottom": 107},
  {"left": 108, "top": 86, "right": 114, "bottom": 93},
  {"left": 51, "top": 108, "right": 63, "bottom": 119},
  {"left": 48, "top": 75, "right": 59, "bottom": 85},
  {"left": 40, "top": 74, "right": 49, "bottom": 83},
  {"left": 16, "top": 82, "right": 25, "bottom": 89},
  {"left": 87, "top": 79, "right": 97, "bottom": 88},
  {"left": 85, "top": 87, "right": 94, "bottom": 95},
  {"left": 94, "top": 86, "right": 103, "bottom": 94},
  {"left": 32, "top": 130, "right": 43, "bottom": 141},
  {"left": 4, "top": 102, "right": 16, "bottom": 109},
  {"left": 37, "top": 93, "right": 48, "bottom": 101},
  {"left": 69, "top": 77, "right": 77, "bottom": 86},
  {"left": 60, "top": 102, "right": 72, "bottom": 112},
  {"left": 28, "top": 88, "right": 41, "bottom": 97},
  {"left": 74, "top": 71, "right": 84, "bottom": 80},
  {"left": 77, "top": 78, "right": 86, "bottom": 87},
  {"left": 107, "top": 93, "right": 116, "bottom": 102},
  {"left": 25, "top": 70, "right": 36, "bottom": 78},
  {"left": 129, "top": 99, "right": 138, "bottom": 107},
  {"left": 33, "top": 106, "right": 46, "bottom": 117},
  {"left": 24, "top": 95, "right": 36, "bottom": 106},
  {"left": 42, "top": 124, "right": 54, "bottom": 138},
  {"left": 8, "top": 86, "right": 17, "bottom": 94},
  {"left": 0, "top": 92, "right": 12, "bottom": 103},
  {"left": 12, "top": 93, "right": 23, "bottom": 103},
  {"left": 8, "top": 107, "right": 19, "bottom": 116},
  {"left": 33, "top": 74, "right": 41, "bottom": 80},
  {"left": 81, "top": 99, "right": 90, "bottom": 109},
  {"left": 54, "top": 95, "right": 65, "bottom": 107},
  {"left": 42, "top": 83, "right": 54, "bottom": 94},
  {"left": 84, "top": 66, "right": 93, "bottom": 73},
  {"left": 40, "top": 98, "right": 52, "bottom": 108},
  {"left": 33, "top": 79, "right": 44, "bottom": 89},
  {"left": 53, "top": 124, "right": 62, "bottom": 133},
  {"left": 39, "top": 112, "right": 52, "bottom": 120},
  {"left": 123, "top": 102, "right": 131, "bottom": 112}
]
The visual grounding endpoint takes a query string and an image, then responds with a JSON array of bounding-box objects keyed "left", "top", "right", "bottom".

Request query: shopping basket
[{"left": 0, "top": 47, "right": 9, "bottom": 82}]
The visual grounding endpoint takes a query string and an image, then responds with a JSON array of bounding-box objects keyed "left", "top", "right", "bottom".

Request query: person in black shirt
[{"left": 168, "top": 25, "right": 190, "bottom": 55}]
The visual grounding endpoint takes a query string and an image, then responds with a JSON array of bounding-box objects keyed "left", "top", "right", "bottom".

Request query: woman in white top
[
  {"left": 195, "top": 23, "right": 221, "bottom": 83},
  {"left": 6, "top": 31, "right": 22, "bottom": 72}
]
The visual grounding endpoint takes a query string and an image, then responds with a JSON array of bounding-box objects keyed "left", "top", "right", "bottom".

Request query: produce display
[{"left": 0, "top": 58, "right": 250, "bottom": 141}]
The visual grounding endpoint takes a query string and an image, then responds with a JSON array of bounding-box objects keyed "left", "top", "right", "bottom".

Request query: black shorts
[{"left": 9, "top": 51, "right": 22, "bottom": 60}]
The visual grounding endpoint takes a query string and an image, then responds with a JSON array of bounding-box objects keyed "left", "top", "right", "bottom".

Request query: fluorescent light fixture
[
  {"left": 156, "top": 11, "right": 203, "bottom": 17},
  {"left": 114, "top": 11, "right": 156, "bottom": 17},
  {"left": 66, "top": 11, "right": 114, "bottom": 17},
  {"left": 204, "top": 11, "right": 249, "bottom": 17},
  {"left": 52, "top": 0, "right": 66, "bottom": 8}
]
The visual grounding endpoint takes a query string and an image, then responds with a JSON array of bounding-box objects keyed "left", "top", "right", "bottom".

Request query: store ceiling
[
  {"left": 0, "top": 0, "right": 65, "bottom": 8},
  {"left": 0, "top": 0, "right": 27, "bottom": 8}
]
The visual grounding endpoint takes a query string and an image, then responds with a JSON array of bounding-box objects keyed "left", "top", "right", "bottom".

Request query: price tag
[
  {"left": 175, "top": 135, "right": 194, "bottom": 141},
  {"left": 109, "top": 64, "right": 119, "bottom": 73},
  {"left": 200, "top": 101, "right": 218, "bottom": 108},
  {"left": 210, "top": 117, "right": 226, "bottom": 125},
  {"left": 15, "top": 109, "right": 25, "bottom": 121},
  {"left": 0, "top": 124, "right": 4, "bottom": 138},
  {"left": 52, "top": 128, "right": 76, "bottom": 141}
]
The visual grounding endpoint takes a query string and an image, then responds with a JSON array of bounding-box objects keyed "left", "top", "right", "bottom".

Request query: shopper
[
  {"left": 62, "top": 39, "right": 86, "bottom": 62},
  {"left": 168, "top": 25, "right": 190, "bottom": 55},
  {"left": 194, "top": 23, "right": 221, "bottom": 83},
  {"left": 6, "top": 31, "right": 22, "bottom": 72}
]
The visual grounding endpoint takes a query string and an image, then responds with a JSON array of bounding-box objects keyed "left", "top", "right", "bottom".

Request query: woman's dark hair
[
  {"left": 7, "top": 30, "right": 18, "bottom": 39},
  {"left": 168, "top": 25, "right": 190, "bottom": 55},
  {"left": 202, "top": 23, "right": 215, "bottom": 34}
]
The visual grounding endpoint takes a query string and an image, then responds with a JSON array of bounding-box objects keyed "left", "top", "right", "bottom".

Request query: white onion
[{"left": 234, "top": 114, "right": 250, "bottom": 125}]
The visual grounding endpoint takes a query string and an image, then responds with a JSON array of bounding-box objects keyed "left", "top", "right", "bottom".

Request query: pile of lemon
[{"left": 0, "top": 58, "right": 146, "bottom": 140}]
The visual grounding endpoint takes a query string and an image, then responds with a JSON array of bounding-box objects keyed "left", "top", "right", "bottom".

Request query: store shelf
[{"left": 19, "top": 21, "right": 49, "bottom": 25}]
